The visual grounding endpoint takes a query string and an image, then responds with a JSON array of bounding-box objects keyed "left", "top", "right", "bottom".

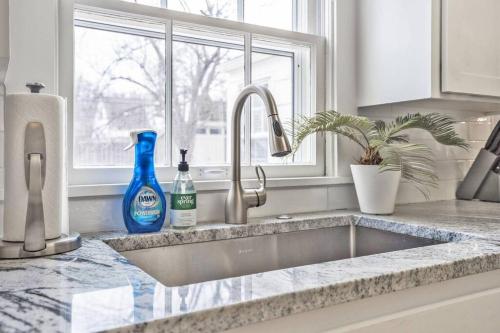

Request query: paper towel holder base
[{"left": 0, "top": 233, "right": 81, "bottom": 259}]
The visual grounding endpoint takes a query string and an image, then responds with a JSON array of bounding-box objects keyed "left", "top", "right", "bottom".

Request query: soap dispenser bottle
[
  {"left": 122, "top": 130, "right": 166, "bottom": 233},
  {"left": 170, "top": 149, "right": 197, "bottom": 228}
]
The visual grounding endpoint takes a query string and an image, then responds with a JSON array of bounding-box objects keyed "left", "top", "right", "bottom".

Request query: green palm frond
[
  {"left": 390, "top": 113, "right": 470, "bottom": 148},
  {"left": 292, "top": 110, "right": 469, "bottom": 199},
  {"left": 378, "top": 143, "right": 437, "bottom": 199},
  {"left": 293, "top": 111, "right": 374, "bottom": 151}
]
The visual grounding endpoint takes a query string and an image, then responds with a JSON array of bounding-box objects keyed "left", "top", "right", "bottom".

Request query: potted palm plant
[{"left": 293, "top": 112, "right": 469, "bottom": 214}]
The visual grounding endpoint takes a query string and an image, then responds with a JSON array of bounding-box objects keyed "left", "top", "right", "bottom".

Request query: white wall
[
  {"left": 4, "top": 0, "right": 58, "bottom": 94},
  {"left": 332, "top": 0, "right": 361, "bottom": 177}
]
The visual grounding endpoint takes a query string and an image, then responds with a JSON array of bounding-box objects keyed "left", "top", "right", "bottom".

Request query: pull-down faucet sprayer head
[
  {"left": 268, "top": 113, "right": 292, "bottom": 157},
  {"left": 259, "top": 87, "right": 292, "bottom": 157}
]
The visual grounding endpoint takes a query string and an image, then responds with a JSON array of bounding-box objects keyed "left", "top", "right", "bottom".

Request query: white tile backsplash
[
  {"left": 468, "top": 120, "right": 492, "bottom": 141},
  {"left": 395, "top": 179, "right": 461, "bottom": 204},
  {"left": 435, "top": 160, "right": 469, "bottom": 181},
  {"left": 69, "top": 187, "right": 344, "bottom": 233}
]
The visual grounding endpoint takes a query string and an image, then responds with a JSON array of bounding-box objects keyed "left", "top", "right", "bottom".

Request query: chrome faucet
[{"left": 225, "top": 85, "right": 292, "bottom": 224}]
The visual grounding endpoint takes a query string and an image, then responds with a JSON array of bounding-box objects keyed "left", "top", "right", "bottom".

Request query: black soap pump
[{"left": 178, "top": 149, "right": 189, "bottom": 172}]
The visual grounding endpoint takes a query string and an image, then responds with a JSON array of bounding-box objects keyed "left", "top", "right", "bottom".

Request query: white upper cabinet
[
  {"left": 357, "top": 0, "right": 500, "bottom": 108},
  {"left": 442, "top": 0, "right": 500, "bottom": 97}
]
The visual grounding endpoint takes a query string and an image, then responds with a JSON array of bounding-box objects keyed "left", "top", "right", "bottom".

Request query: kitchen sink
[{"left": 120, "top": 224, "right": 443, "bottom": 287}]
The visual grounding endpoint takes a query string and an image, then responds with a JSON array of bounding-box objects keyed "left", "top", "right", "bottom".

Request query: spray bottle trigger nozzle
[
  {"left": 123, "top": 142, "right": 134, "bottom": 151},
  {"left": 124, "top": 132, "right": 139, "bottom": 151}
]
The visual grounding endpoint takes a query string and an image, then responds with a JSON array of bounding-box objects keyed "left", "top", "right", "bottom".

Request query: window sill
[{"left": 68, "top": 176, "right": 354, "bottom": 198}]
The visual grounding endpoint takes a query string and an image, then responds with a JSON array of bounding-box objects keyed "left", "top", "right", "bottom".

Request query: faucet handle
[
  {"left": 255, "top": 165, "right": 266, "bottom": 189},
  {"left": 254, "top": 165, "right": 267, "bottom": 207}
]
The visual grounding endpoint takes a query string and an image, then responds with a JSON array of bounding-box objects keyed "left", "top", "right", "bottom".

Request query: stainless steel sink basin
[{"left": 120, "top": 224, "right": 443, "bottom": 287}]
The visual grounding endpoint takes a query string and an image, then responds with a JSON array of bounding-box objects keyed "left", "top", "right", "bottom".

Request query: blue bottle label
[{"left": 130, "top": 186, "right": 163, "bottom": 223}]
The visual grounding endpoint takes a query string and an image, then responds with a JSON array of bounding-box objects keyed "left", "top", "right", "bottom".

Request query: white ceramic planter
[{"left": 351, "top": 164, "right": 401, "bottom": 215}]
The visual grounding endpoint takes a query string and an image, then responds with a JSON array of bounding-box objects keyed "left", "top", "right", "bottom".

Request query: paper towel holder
[{"left": 0, "top": 118, "right": 81, "bottom": 259}]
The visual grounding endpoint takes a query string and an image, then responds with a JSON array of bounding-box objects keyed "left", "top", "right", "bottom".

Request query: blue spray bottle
[{"left": 122, "top": 130, "right": 166, "bottom": 233}]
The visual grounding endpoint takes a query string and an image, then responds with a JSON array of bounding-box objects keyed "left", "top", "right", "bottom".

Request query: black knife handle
[{"left": 485, "top": 120, "right": 500, "bottom": 150}]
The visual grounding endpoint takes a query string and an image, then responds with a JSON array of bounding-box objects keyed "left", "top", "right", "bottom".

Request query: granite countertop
[{"left": 1, "top": 200, "right": 500, "bottom": 332}]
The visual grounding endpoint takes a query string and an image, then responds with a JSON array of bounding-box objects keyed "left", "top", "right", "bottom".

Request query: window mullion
[
  {"left": 251, "top": 46, "right": 294, "bottom": 58},
  {"left": 292, "top": 0, "right": 298, "bottom": 32},
  {"left": 237, "top": 0, "right": 244, "bottom": 22},
  {"left": 243, "top": 32, "right": 252, "bottom": 166},
  {"left": 293, "top": 51, "right": 300, "bottom": 163},
  {"left": 307, "top": 0, "right": 319, "bottom": 35},
  {"left": 165, "top": 19, "right": 173, "bottom": 167},
  {"left": 74, "top": 19, "right": 165, "bottom": 39},
  {"left": 172, "top": 34, "right": 243, "bottom": 51}
]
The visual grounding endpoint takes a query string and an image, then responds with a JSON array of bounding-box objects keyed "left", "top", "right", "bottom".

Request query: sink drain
[{"left": 276, "top": 214, "right": 293, "bottom": 220}]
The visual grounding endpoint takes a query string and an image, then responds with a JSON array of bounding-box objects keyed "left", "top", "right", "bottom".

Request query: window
[{"left": 68, "top": 0, "right": 324, "bottom": 184}]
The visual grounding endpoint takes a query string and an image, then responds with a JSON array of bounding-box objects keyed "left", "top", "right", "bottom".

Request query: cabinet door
[{"left": 442, "top": 0, "right": 500, "bottom": 97}]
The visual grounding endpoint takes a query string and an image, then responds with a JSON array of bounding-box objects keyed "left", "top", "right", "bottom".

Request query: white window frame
[{"left": 60, "top": 0, "right": 326, "bottom": 187}]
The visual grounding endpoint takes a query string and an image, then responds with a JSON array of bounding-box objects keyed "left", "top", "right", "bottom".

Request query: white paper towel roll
[{"left": 3, "top": 93, "right": 68, "bottom": 241}]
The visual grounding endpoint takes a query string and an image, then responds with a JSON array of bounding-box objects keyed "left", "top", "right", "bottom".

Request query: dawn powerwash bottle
[{"left": 122, "top": 130, "right": 166, "bottom": 233}]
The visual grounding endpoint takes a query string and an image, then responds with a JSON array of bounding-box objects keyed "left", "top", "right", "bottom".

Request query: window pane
[
  {"left": 167, "top": 0, "right": 237, "bottom": 20},
  {"left": 172, "top": 26, "right": 244, "bottom": 165},
  {"left": 245, "top": 0, "right": 293, "bottom": 30},
  {"left": 251, "top": 37, "right": 313, "bottom": 165},
  {"left": 74, "top": 23, "right": 167, "bottom": 167}
]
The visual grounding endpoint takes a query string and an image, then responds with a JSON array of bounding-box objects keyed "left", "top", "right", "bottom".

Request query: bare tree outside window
[
  {"left": 172, "top": 39, "right": 243, "bottom": 164},
  {"left": 74, "top": 26, "right": 167, "bottom": 166}
]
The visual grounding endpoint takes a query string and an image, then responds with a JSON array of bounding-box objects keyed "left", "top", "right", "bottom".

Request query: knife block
[
  {"left": 456, "top": 149, "right": 500, "bottom": 200},
  {"left": 475, "top": 171, "right": 500, "bottom": 202}
]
